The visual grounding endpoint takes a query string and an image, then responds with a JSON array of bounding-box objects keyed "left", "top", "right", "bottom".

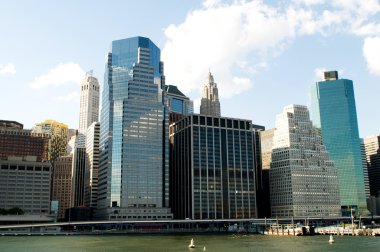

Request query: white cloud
[
  {"left": 202, "top": 0, "right": 221, "bottom": 8},
  {"left": 231, "top": 77, "right": 252, "bottom": 94},
  {"left": 363, "top": 37, "right": 380, "bottom": 76},
  {"left": 29, "top": 62, "right": 85, "bottom": 89},
  {"left": 162, "top": 0, "right": 380, "bottom": 101},
  {"left": 314, "top": 67, "right": 328, "bottom": 80},
  {"left": 54, "top": 91, "right": 80, "bottom": 102},
  {"left": 193, "top": 98, "right": 201, "bottom": 114},
  {"left": 0, "top": 63, "right": 16, "bottom": 75},
  {"left": 162, "top": 1, "right": 298, "bottom": 99},
  {"left": 292, "top": 0, "right": 326, "bottom": 5}
]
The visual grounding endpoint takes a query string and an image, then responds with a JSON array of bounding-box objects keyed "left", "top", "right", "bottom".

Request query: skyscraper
[
  {"left": 260, "top": 128, "right": 275, "bottom": 170},
  {"left": 71, "top": 147, "right": 86, "bottom": 207},
  {"left": 270, "top": 105, "right": 341, "bottom": 218},
  {"left": 52, "top": 156, "right": 72, "bottom": 219},
  {"left": 97, "top": 36, "right": 172, "bottom": 220},
  {"left": 310, "top": 71, "right": 367, "bottom": 216},
  {"left": 165, "top": 84, "right": 193, "bottom": 123},
  {"left": 360, "top": 139, "right": 371, "bottom": 198},
  {"left": 85, "top": 122, "right": 100, "bottom": 209},
  {"left": 363, "top": 136, "right": 380, "bottom": 197},
  {"left": 68, "top": 72, "right": 100, "bottom": 211},
  {"left": 78, "top": 72, "right": 100, "bottom": 147},
  {"left": 170, "top": 114, "right": 262, "bottom": 219},
  {"left": 257, "top": 128, "right": 275, "bottom": 217},
  {"left": 200, "top": 72, "right": 220, "bottom": 117},
  {"left": 32, "top": 119, "right": 68, "bottom": 164}
]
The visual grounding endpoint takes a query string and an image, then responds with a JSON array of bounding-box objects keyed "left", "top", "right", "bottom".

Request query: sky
[{"left": 1, "top": 0, "right": 380, "bottom": 138}]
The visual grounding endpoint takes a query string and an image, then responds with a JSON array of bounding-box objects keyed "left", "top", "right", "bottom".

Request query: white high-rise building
[
  {"left": 270, "top": 105, "right": 341, "bottom": 217},
  {"left": 85, "top": 122, "right": 100, "bottom": 209},
  {"left": 71, "top": 72, "right": 100, "bottom": 208},
  {"left": 200, "top": 71, "right": 220, "bottom": 117},
  {"left": 78, "top": 72, "right": 100, "bottom": 147}
]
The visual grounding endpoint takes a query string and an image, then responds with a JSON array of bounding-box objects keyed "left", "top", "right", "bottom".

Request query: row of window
[{"left": 1, "top": 164, "right": 50, "bottom": 171}]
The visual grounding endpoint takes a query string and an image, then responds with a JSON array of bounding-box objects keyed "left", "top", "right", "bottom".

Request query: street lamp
[{"left": 351, "top": 207, "right": 354, "bottom": 236}]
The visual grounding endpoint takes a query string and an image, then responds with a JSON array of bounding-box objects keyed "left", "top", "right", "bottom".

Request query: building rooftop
[
  {"left": 165, "top": 85, "right": 187, "bottom": 98},
  {"left": 0, "top": 120, "right": 23, "bottom": 129}
]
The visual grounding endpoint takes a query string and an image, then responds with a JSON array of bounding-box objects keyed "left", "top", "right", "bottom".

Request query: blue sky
[{"left": 1, "top": 0, "right": 380, "bottom": 138}]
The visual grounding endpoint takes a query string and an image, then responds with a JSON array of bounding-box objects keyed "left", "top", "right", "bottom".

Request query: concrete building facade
[
  {"left": 52, "top": 156, "right": 72, "bottom": 219},
  {"left": 270, "top": 105, "right": 341, "bottom": 218}
]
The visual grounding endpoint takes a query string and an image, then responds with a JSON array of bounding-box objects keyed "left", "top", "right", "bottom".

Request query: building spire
[{"left": 200, "top": 71, "right": 221, "bottom": 117}]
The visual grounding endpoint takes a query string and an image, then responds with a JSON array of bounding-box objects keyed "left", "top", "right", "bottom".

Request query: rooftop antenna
[{"left": 86, "top": 70, "right": 93, "bottom": 77}]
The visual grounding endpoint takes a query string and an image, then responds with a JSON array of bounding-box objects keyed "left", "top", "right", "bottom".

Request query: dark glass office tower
[
  {"left": 165, "top": 85, "right": 193, "bottom": 124},
  {"left": 96, "top": 37, "right": 172, "bottom": 220},
  {"left": 363, "top": 136, "right": 380, "bottom": 197},
  {"left": 310, "top": 71, "right": 367, "bottom": 216},
  {"left": 170, "top": 114, "right": 262, "bottom": 219}
]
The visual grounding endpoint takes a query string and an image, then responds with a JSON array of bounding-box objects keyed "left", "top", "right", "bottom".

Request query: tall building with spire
[
  {"left": 97, "top": 36, "right": 172, "bottom": 220},
  {"left": 69, "top": 72, "right": 100, "bottom": 210},
  {"left": 200, "top": 72, "right": 220, "bottom": 117},
  {"left": 78, "top": 72, "right": 100, "bottom": 147}
]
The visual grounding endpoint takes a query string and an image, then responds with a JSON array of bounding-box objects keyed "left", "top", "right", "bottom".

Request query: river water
[{"left": 0, "top": 234, "right": 379, "bottom": 252}]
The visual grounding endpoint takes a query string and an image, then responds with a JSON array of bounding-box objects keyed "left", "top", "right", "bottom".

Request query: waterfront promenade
[{"left": 1, "top": 216, "right": 379, "bottom": 236}]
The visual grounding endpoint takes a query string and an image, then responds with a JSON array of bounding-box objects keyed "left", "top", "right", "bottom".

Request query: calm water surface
[{"left": 0, "top": 234, "right": 379, "bottom": 252}]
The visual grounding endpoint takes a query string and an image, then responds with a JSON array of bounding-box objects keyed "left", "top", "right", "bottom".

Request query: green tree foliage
[{"left": 0, "top": 207, "right": 24, "bottom": 215}]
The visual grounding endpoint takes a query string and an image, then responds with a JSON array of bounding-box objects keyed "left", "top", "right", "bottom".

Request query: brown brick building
[{"left": 0, "top": 120, "right": 49, "bottom": 161}]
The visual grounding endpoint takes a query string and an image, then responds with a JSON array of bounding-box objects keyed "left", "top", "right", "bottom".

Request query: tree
[{"left": 7, "top": 207, "right": 24, "bottom": 215}]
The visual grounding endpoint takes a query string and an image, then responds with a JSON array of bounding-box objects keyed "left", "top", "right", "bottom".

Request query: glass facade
[
  {"left": 165, "top": 85, "right": 194, "bottom": 124},
  {"left": 310, "top": 77, "right": 368, "bottom": 216},
  {"left": 97, "top": 37, "right": 171, "bottom": 220},
  {"left": 171, "top": 98, "right": 184, "bottom": 114},
  {"left": 170, "top": 114, "right": 261, "bottom": 219}
]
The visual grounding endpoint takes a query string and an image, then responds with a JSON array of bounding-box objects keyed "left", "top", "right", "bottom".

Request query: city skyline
[{"left": 1, "top": 0, "right": 380, "bottom": 138}]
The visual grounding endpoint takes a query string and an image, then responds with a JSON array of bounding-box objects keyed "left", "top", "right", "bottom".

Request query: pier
[{"left": 315, "top": 226, "right": 380, "bottom": 236}]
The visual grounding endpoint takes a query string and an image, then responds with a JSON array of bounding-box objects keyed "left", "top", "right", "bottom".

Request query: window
[
  {"left": 200, "top": 116, "right": 205, "bottom": 125},
  {"left": 214, "top": 118, "right": 219, "bottom": 127},
  {"left": 193, "top": 115, "right": 198, "bottom": 125}
]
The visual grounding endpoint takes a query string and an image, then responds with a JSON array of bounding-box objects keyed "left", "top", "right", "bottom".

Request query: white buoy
[
  {"left": 329, "top": 235, "right": 335, "bottom": 243},
  {"left": 203, "top": 246, "right": 206, "bottom": 251},
  {"left": 188, "top": 238, "right": 195, "bottom": 248}
]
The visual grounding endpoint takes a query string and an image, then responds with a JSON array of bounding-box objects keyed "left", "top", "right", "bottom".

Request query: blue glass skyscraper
[
  {"left": 96, "top": 37, "right": 172, "bottom": 220},
  {"left": 310, "top": 71, "right": 367, "bottom": 216}
]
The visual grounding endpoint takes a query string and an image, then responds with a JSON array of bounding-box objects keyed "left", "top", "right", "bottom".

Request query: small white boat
[
  {"left": 188, "top": 238, "right": 195, "bottom": 248},
  {"left": 329, "top": 235, "right": 335, "bottom": 243}
]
